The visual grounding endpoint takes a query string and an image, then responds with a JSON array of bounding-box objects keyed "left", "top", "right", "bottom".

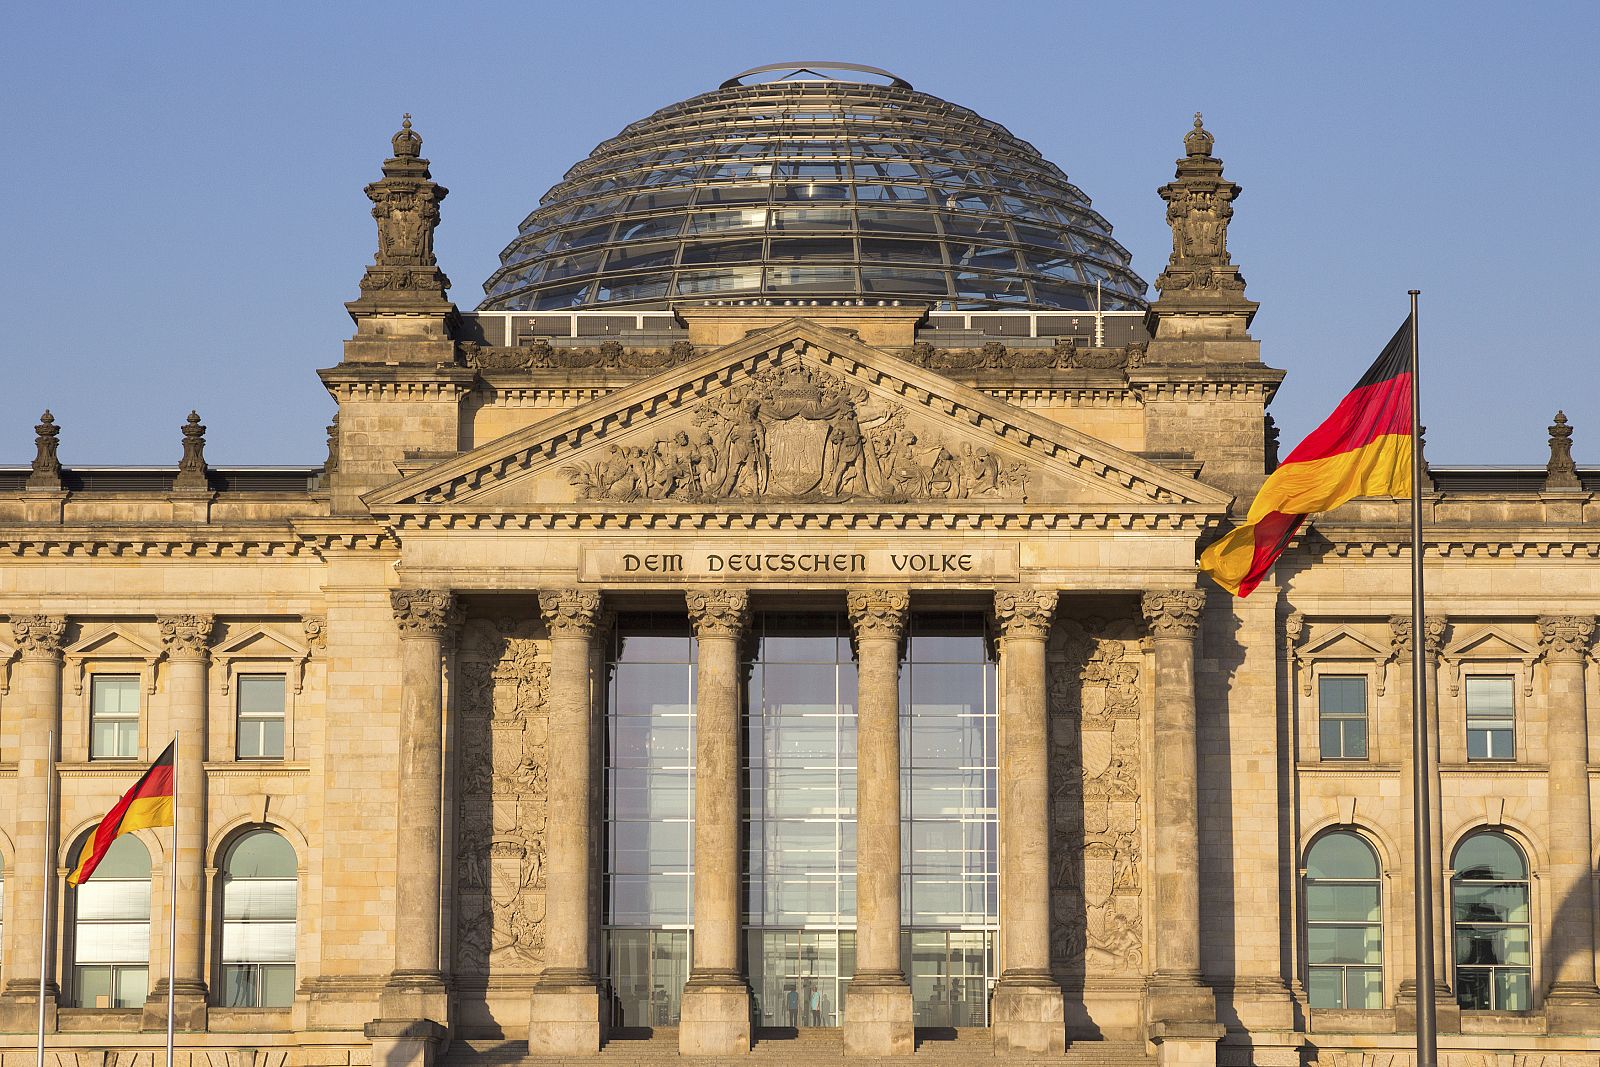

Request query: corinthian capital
[
  {"left": 1389, "top": 615, "right": 1446, "bottom": 660},
  {"left": 847, "top": 588, "right": 910, "bottom": 641},
  {"left": 994, "top": 587, "right": 1058, "bottom": 640},
  {"left": 538, "top": 589, "right": 603, "bottom": 638},
  {"left": 1141, "top": 589, "right": 1205, "bottom": 639},
  {"left": 390, "top": 589, "right": 459, "bottom": 639},
  {"left": 158, "top": 614, "right": 215, "bottom": 659},
  {"left": 685, "top": 588, "right": 750, "bottom": 639},
  {"left": 9, "top": 615, "right": 67, "bottom": 658},
  {"left": 1538, "top": 615, "right": 1595, "bottom": 661}
]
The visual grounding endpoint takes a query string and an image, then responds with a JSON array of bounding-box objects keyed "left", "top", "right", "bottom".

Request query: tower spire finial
[
  {"left": 391, "top": 113, "right": 422, "bottom": 160},
  {"left": 1185, "top": 112, "right": 1215, "bottom": 157}
]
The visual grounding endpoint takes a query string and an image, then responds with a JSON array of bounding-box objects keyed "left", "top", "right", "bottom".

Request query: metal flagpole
[
  {"left": 1408, "top": 290, "right": 1438, "bottom": 1067},
  {"left": 167, "top": 731, "right": 178, "bottom": 1067},
  {"left": 36, "top": 729, "right": 54, "bottom": 1067}
]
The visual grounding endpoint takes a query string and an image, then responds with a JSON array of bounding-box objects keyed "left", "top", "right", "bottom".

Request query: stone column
[
  {"left": 991, "top": 588, "right": 1065, "bottom": 1055},
  {"left": 845, "top": 589, "right": 914, "bottom": 1057},
  {"left": 0, "top": 615, "right": 66, "bottom": 1034},
  {"left": 680, "top": 588, "right": 753, "bottom": 1056},
  {"left": 1390, "top": 615, "right": 1456, "bottom": 1033},
  {"left": 1140, "top": 590, "right": 1221, "bottom": 1066},
  {"left": 528, "top": 588, "right": 605, "bottom": 1055},
  {"left": 1538, "top": 616, "right": 1600, "bottom": 1032},
  {"left": 145, "top": 614, "right": 214, "bottom": 1032},
  {"left": 367, "top": 590, "right": 456, "bottom": 1065}
]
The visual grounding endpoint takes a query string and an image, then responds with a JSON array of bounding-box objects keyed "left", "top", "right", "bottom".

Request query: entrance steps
[{"left": 446, "top": 1028, "right": 1156, "bottom": 1065}]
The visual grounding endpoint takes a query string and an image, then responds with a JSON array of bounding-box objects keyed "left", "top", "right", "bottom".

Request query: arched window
[
  {"left": 1304, "top": 831, "right": 1383, "bottom": 1009},
  {"left": 1452, "top": 832, "right": 1531, "bottom": 1010},
  {"left": 71, "top": 834, "right": 151, "bottom": 1008},
  {"left": 219, "top": 829, "right": 297, "bottom": 1007}
]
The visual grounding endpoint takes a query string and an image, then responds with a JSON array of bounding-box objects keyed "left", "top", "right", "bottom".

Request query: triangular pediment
[
  {"left": 1300, "top": 627, "right": 1389, "bottom": 661},
  {"left": 366, "top": 319, "right": 1233, "bottom": 520}
]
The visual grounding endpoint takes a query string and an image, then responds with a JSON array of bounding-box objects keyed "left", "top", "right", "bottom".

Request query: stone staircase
[{"left": 446, "top": 1027, "right": 1156, "bottom": 1066}]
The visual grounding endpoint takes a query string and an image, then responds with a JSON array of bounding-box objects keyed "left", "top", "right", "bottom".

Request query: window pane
[
  {"left": 114, "top": 966, "right": 147, "bottom": 1007},
  {"left": 261, "top": 964, "right": 295, "bottom": 1007},
  {"left": 1307, "top": 967, "right": 1343, "bottom": 1009},
  {"left": 237, "top": 675, "right": 285, "bottom": 716},
  {"left": 1307, "top": 883, "right": 1381, "bottom": 923},
  {"left": 1350, "top": 967, "right": 1383, "bottom": 1009},
  {"left": 1464, "top": 676, "right": 1514, "bottom": 716},
  {"left": 76, "top": 966, "right": 111, "bottom": 1008},
  {"left": 1306, "top": 833, "right": 1379, "bottom": 880},
  {"left": 1497, "top": 968, "right": 1530, "bottom": 1010},
  {"left": 260, "top": 719, "right": 285, "bottom": 759},
  {"left": 1454, "top": 834, "right": 1525, "bottom": 880},
  {"left": 1318, "top": 676, "right": 1366, "bottom": 715},
  {"left": 1341, "top": 719, "right": 1368, "bottom": 759},
  {"left": 227, "top": 830, "right": 297, "bottom": 878}
]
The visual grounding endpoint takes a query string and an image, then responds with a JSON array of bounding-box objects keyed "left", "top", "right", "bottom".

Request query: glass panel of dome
[
  {"left": 1028, "top": 282, "right": 1093, "bottom": 311},
  {"left": 603, "top": 242, "right": 680, "bottom": 273},
  {"left": 764, "top": 266, "right": 859, "bottom": 293},
  {"left": 616, "top": 214, "right": 687, "bottom": 242},
  {"left": 553, "top": 223, "right": 617, "bottom": 251},
  {"left": 857, "top": 209, "right": 940, "bottom": 235},
  {"left": 543, "top": 252, "right": 605, "bottom": 282},
  {"left": 853, "top": 183, "right": 930, "bottom": 202},
  {"left": 768, "top": 238, "right": 854, "bottom": 261},
  {"left": 954, "top": 273, "right": 1031, "bottom": 304},
  {"left": 861, "top": 268, "right": 949, "bottom": 296},
  {"left": 922, "top": 164, "right": 977, "bottom": 187},
  {"left": 695, "top": 185, "right": 770, "bottom": 206},
  {"left": 672, "top": 268, "right": 761, "bottom": 295},
  {"left": 859, "top": 238, "right": 945, "bottom": 264},
  {"left": 1013, "top": 223, "right": 1070, "bottom": 251},
  {"left": 941, "top": 214, "right": 1009, "bottom": 240},
  {"left": 568, "top": 197, "right": 627, "bottom": 224},
  {"left": 941, "top": 191, "right": 994, "bottom": 213},
  {"left": 679, "top": 239, "right": 765, "bottom": 267},
  {"left": 777, "top": 161, "right": 846, "bottom": 179},
  {"left": 774, "top": 183, "right": 850, "bottom": 203},
  {"left": 639, "top": 166, "right": 707, "bottom": 187},
  {"left": 622, "top": 189, "right": 693, "bottom": 213},
  {"left": 594, "top": 276, "right": 671, "bottom": 303},
  {"left": 949, "top": 246, "right": 1021, "bottom": 272},
  {"left": 1024, "top": 252, "right": 1085, "bottom": 282},
  {"left": 706, "top": 161, "right": 775, "bottom": 181},
  {"left": 686, "top": 209, "right": 768, "bottom": 235},
  {"left": 768, "top": 207, "right": 853, "bottom": 232},
  {"left": 531, "top": 281, "right": 597, "bottom": 310}
]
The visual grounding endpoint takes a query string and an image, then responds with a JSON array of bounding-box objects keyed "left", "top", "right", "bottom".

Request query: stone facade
[{"left": 0, "top": 115, "right": 1596, "bottom": 1067}]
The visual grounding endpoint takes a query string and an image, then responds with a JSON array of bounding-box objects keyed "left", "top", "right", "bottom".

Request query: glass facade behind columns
[{"left": 603, "top": 616, "right": 697, "bottom": 1028}]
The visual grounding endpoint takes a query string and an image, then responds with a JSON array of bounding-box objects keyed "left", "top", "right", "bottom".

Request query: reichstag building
[{"left": 1, "top": 62, "right": 1596, "bottom": 1067}]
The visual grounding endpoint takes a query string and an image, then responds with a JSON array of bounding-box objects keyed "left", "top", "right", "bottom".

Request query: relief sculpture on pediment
[
  {"left": 455, "top": 615, "right": 550, "bottom": 976},
  {"left": 1048, "top": 617, "right": 1147, "bottom": 980},
  {"left": 560, "top": 360, "right": 1030, "bottom": 503}
]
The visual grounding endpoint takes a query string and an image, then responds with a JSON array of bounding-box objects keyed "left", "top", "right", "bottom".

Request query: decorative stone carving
[
  {"left": 846, "top": 588, "right": 910, "bottom": 640},
  {"left": 1389, "top": 615, "right": 1447, "bottom": 661},
  {"left": 26, "top": 410, "right": 62, "bottom": 490},
  {"left": 1538, "top": 615, "right": 1595, "bottom": 660},
  {"left": 995, "top": 587, "right": 1058, "bottom": 639},
  {"left": 1048, "top": 616, "right": 1146, "bottom": 976},
  {"left": 1152, "top": 114, "right": 1256, "bottom": 317},
  {"left": 537, "top": 588, "right": 603, "bottom": 637},
  {"left": 390, "top": 588, "right": 459, "bottom": 638},
  {"left": 904, "top": 339, "right": 1147, "bottom": 373},
  {"left": 560, "top": 359, "right": 1031, "bottom": 503},
  {"left": 348, "top": 116, "right": 451, "bottom": 315},
  {"left": 158, "top": 614, "right": 215, "bottom": 659},
  {"left": 462, "top": 338, "right": 699, "bottom": 375},
  {"left": 321, "top": 413, "right": 339, "bottom": 479},
  {"left": 1546, "top": 411, "right": 1581, "bottom": 490},
  {"left": 1140, "top": 589, "right": 1204, "bottom": 639},
  {"left": 302, "top": 615, "right": 327, "bottom": 655},
  {"left": 10, "top": 614, "right": 67, "bottom": 658},
  {"left": 173, "top": 411, "right": 209, "bottom": 491},
  {"left": 1284, "top": 611, "right": 1306, "bottom": 647},
  {"left": 454, "top": 615, "right": 551, "bottom": 975},
  {"left": 685, "top": 587, "right": 750, "bottom": 639}
]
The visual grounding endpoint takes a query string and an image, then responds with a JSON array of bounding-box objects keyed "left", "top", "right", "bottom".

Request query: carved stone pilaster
[
  {"left": 1389, "top": 615, "right": 1446, "bottom": 662},
  {"left": 158, "top": 614, "right": 215, "bottom": 660},
  {"left": 391, "top": 589, "right": 459, "bottom": 639},
  {"left": 847, "top": 588, "right": 910, "bottom": 641},
  {"left": 684, "top": 588, "right": 750, "bottom": 639},
  {"left": 995, "top": 587, "right": 1058, "bottom": 639},
  {"left": 1539, "top": 615, "right": 1595, "bottom": 662},
  {"left": 537, "top": 589, "right": 603, "bottom": 638},
  {"left": 9, "top": 615, "right": 66, "bottom": 659},
  {"left": 26, "top": 411, "right": 62, "bottom": 491},
  {"left": 1140, "top": 589, "right": 1204, "bottom": 639}
]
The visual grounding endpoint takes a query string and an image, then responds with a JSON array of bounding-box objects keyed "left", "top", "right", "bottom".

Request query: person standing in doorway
[
  {"left": 785, "top": 985, "right": 799, "bottom": 1028},
  {"left": 810, "top": 985, "right": 822, "bottom": 1026}
]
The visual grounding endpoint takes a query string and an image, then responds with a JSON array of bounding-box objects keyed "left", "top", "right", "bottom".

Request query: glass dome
[{"left": 480, "top": 64, "right": 1149, "bottom": 313}]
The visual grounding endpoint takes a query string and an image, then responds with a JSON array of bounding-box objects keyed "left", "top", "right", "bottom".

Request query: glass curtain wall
[
  {"left": 900, "top": 613, "right": 999, "bottom": 1027},
  {"left": 744, "top": 612, "right": 858, "bottom": 1028},
  {"left": 603, "top": 614, "right": 696, "bottom": 1027}
]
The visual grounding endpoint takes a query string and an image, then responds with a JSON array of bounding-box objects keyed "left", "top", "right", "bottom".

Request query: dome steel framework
[{"left": 480, "top": 66, "right": 1149, "bottom": 313}]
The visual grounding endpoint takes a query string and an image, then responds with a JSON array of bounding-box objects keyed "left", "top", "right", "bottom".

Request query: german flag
[
  {"left": 1200, "top": 319, "right": 1414, "bottom": 597},
  {"left": 67, "top": 740, "right": 174, "bottom": 886}
]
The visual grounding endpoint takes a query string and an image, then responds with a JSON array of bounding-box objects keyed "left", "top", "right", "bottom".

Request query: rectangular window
[
  {"left": 236, "top": 675, "right": 287, "bottom": 760},
  {"left": 1465, "top": 676, "right": 1516, "bottom": 761},
  {"left": 89, "top": 675, "right": 140, "bottom": 760},
  {"left": 1318, "top": 676, "right": 1368, "bottom": 760}
]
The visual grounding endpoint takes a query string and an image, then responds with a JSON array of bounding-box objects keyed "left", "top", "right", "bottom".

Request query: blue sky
[{"left": 2, "top": 1, "right": 1595, "bottom": 466}]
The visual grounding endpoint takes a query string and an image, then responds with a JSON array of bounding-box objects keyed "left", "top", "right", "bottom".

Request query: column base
[
  {"left": 0, "top": 982, "right": 58, "bottom": 1034},
  {"left": 678, "top": 976, "right": 751, "bottom": 1056},
  {"left": 1395, "top": 980, "right": 1460, "bottom": 1035},
  {"left": 843, "top": 975, "right": 913, "bottom": 1057},
  {"left": 1545, "top": 985, "right": 1600, "bottom": 1034},
  {"left": 1148, "top": 1020, "right": 1226, "bottom": 1067},
  {"left": 365, "top": 1018, "right": 448, "bottom": 1067},
  {"left": 1144, "top": 974, "right": 1221, "bottom": 1067},
  {"left": 991, "top": 973, "right": 1065, "bottom": 1056},
  {"left": 379, "top": 969, "right": 450, "bottom": 1028},
  {"left": 142, "top": 978, "right": 208, "bottom": 1032},
  {"left": 527, "top": 974, "right": 604, "bottom": 1056}
]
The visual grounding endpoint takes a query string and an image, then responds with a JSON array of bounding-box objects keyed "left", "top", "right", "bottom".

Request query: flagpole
[
  {"left": 166, "top": 730, "right": 177, "bottom": 1067},
  {"left": 1408, "top": 290, "right": 1438, "bottom": 1067},
  {"left": 36, "top": 729, "right": 53, "bottom": 1067}
]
